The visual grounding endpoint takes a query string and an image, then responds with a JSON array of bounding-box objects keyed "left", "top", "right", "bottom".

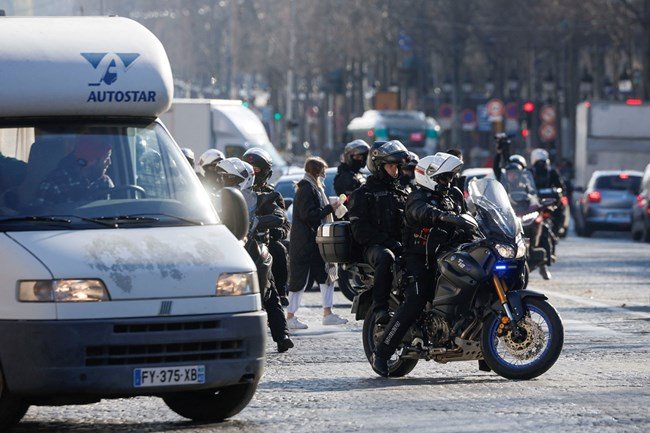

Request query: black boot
[
  {"left": 478, "top": 359, "right": 491, "bottom": 372},
  {"left": 371, "top": 353, "right": 389, "bottom": 377},
  {"left": 277, "top": 337, "right": 294, "bottom": 353}
]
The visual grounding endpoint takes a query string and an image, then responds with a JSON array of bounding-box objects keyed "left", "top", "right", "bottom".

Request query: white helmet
[
  {"left": 530, "top": 148, "right": 549, "bottom": 167},
  {"left": 414, "top": 152, "right": 463, "bottom": 192},
  {"left": 214, "top": 157, "right": 255, "bottom": 192},
  {"left": 198, "top": 149, "right": 225, "bottom": 176}
]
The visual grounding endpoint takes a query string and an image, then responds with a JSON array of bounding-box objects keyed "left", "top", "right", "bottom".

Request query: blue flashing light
[{"left": 494, "top": 264, "right": 507, "bottom": 271}]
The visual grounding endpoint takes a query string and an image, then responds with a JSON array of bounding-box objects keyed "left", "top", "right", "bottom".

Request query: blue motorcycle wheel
[{"left": 481, "top": 297, "right": 564, "bottom": 380}]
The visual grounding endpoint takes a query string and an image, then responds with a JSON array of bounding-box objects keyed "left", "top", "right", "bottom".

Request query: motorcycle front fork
[{"left": 492, "top": 275, "right": 514, "bottom": 336}]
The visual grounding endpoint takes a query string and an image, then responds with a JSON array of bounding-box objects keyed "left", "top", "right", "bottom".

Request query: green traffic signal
[{"left": 274, "top": 112, "right": 282, "bottom": 121}]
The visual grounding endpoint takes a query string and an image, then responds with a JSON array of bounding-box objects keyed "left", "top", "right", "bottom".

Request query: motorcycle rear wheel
[
  {"left": 362, "top": 308, "right": 418, "bottom": 377},
  {"left": 481, "top": 297, "right": 563, "bottom": 380},
  {"left": 337, "top": 266, "right": 364, "bottom": 302}
]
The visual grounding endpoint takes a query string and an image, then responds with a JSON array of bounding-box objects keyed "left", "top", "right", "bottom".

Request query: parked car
[
  {"left": 631, "top": 163, "right": 650, "bottom": 242},
  {"left": 574, "top": 170, "right": 643, "bottom": 237}
]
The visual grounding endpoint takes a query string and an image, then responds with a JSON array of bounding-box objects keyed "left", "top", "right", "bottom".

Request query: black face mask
[{"left": 350, "top": 158, "right": 366, "bottom": 172}]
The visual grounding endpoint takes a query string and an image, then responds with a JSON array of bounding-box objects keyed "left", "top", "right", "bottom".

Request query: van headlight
[
  {"left": 216, "top": 272, "right": 259, "bottom": 296},
  {"left": 19, "top": 279, "right": 110, "bottom": 302}
]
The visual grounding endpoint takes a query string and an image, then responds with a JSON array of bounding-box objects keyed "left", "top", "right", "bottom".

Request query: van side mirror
[{"left": 219, "top": 187, "right": 249, "bottom": 241}]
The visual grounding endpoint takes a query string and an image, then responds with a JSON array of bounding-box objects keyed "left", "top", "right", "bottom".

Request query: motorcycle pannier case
[{"left": 316, "top": 221, "right": 360, "bottom": 264}]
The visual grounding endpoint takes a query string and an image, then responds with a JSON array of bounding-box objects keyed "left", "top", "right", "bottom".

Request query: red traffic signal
[{"left": 523, "top": 101, "right": 535, "bottom": 113}]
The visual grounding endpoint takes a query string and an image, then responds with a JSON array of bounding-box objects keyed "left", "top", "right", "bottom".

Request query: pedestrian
[
  {"left": 287, "top": 156, "right": 348, "bottom": 329},
  {"left": 372, "top": 152, "right": 473, "bottom": 376},
  {"left": 348, "top": 140, "right": 409, "bottom": 325},
  {"left": 214, "top": 157, "right": 294, "bottom": 352}
]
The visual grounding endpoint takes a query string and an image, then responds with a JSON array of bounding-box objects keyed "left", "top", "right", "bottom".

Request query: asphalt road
[{"left": 14, "top": 231, "right": 650, "bottom": 433}]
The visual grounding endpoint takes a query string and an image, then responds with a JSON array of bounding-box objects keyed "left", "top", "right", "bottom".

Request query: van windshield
[{"left": 0, "top": 119, "right": 219, "bottom": 230}]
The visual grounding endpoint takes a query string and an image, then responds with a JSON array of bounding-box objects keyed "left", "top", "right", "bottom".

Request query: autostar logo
[{"left": 81, "top": 52, "right": 156, "bottom": 103}]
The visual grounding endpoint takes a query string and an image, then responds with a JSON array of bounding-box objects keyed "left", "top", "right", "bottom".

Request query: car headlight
[
  {"left": 216, "top": 272, "right": 259, "bottom": 296},
  {"left": 494, "top": 243, "right": 516, "bottom": 259},
  {"left": 19, "top": 279, "right": 110, "bottom": 302}
]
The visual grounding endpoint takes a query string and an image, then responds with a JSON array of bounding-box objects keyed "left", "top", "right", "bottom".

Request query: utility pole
[
  {"left": 285, "top": 0, "right": 296, "bottom": 153},
  {"left": 229, "top": 0, "right": 239, "bottom": 100}
]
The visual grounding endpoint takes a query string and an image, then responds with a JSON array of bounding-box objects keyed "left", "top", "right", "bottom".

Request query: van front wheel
[
  {"left": 0, "top": 369, "right": 29, "bottom": 431},
  {"left": 163, "top": 380, "right": 259, "bottom": 422}
]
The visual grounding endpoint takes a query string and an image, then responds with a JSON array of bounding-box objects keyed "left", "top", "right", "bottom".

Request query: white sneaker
[
  {"left": 322, "top": 313, "right": 348, "bottom": 326},
  {"left": 287, "top": 317, "right": 308, "bottom": 330}
]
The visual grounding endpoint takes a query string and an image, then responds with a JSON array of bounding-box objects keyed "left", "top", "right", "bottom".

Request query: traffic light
[
  {"left": 274, "top": 112, "right": 282, "bottom": 121},
  {"left": 522, "top": 101, "right": 535, "bottom": 142},
  {"left": 523, "top": 101, "right": 535, "bottom": 113}
]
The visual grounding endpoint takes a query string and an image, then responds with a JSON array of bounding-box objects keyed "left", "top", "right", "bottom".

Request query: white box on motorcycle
[{"left": 316, "top": 221, "right": 362, "bottom": 263}]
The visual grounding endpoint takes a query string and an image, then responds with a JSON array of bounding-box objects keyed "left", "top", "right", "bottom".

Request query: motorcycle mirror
[{"left": 219, "top": 187, "right": 250, "bottom": 241}]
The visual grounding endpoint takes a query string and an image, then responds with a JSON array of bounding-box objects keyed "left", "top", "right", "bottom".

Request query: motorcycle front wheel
[
  {"left": 481, "top": 297, "right": 564, "bottom": 380},
  {"left": 362, "top": 308, "right": 418, "bottom": 378}
]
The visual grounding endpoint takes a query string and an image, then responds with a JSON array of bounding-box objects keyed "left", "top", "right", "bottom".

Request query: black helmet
[
  {"left": 242, "top": 147, "right": 273, "bottom": 187},
  {"left": 342, "top": 139, "right": 370, "bottom": 167},
  {"left": 404, "top": 151, "right": 419, "bottom": 169},
  {"left": 367, "top": 140, "right": 409, "bottom": 178}
]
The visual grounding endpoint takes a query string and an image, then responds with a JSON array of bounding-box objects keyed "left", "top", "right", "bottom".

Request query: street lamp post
[
  {"left": 507, "top": 70, "right": 519, "bottom": 100},
  {"left": 542, "top": 70, "right": 555, "bottom": 104},
  {"left": 579, "top": 67, "right": 593, "bottom": 101}
]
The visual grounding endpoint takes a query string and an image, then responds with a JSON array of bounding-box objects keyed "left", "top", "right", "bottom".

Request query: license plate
[
  {"left": 133, "top": 365, "right": 205, "bottom": 388},
  {"left": 606, "top": 213, "right": 629, "bottom": 222}
]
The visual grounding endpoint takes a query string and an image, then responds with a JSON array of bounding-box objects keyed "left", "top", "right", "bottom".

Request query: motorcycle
[
  {"left": 349, "top": 177, "right": 564, "bottom": 380},
  {"left": 538, "top": 186, "right": 569, "bottom": 239},
  {"left": 502, "top": 169, "right": 558, "bottom": 275}
]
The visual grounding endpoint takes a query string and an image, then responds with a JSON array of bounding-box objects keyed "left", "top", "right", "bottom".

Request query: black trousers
[
  {"left": 364, "top": 245, "right": 397, "bottom": 310},
  {"left": 255, "top": 249, "right": 289, "bottom": 343},
  {"left": 375, "top": 255, "right": 436, "bottom": 358},
  {"left": 268, "top": 240, "right": 288, "bottom": 298}
]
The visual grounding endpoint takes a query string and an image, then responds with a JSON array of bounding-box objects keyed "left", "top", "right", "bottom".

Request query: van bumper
[{"left": 0, "top": 311, "right": 266, "bottom": 398}]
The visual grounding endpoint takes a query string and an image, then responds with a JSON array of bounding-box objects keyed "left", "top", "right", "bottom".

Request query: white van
[{"left": 0, "top": 16, "right": 265, "bottom": 429}]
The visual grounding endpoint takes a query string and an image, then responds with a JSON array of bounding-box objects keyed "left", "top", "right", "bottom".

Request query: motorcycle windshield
[{"left": 467, "top": 177, "right": 521, "bottom": 240}]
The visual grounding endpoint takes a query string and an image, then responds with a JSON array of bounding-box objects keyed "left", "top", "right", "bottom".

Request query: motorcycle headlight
[
  {"left": 494, "top": 243, "right": 516, "bottom": 259},
  {"left": 216, "top": 272, "right": 259, "bottom": 296},
  {"left": 515, "top": 235, "right": 527, "bottom": 258},
  {"left": 19, "top": 279, "right": 110, "bottom": 302}
]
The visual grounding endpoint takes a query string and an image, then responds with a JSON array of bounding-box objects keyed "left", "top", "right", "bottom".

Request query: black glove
[
  {"left": 269, "top": 227, "right": 286, "bottom": 241},
  {"left": 386, "top": 239, "right": 402, "bottom": 255},
  {"left": 438, "top": 212, "right": 478, "bottom": 232}
]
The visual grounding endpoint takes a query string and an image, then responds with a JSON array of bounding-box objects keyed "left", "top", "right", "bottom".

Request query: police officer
[
  {"left": 242, "top": 147, "right": 291, "bottom": 307},
  {"left": 213, "top": 157, "right": 294, "bottom": 353},
  {"left": 371, "top": 152, "right": 474, "bottom": 377},
  {"left": 334, "top": 139, "right": 370, "bottom": 196},
  {"left": 348, "top": 140, "right": 409, "bottom": 325},
  {"left": 197, "top": 149, "right": 225, "bottom": 195},
  {"left": 399, "top": 151, "right": 419, "bottom": 193},
  {"left": 530, "top": 148, "right": 567, "bottom": 231}
]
